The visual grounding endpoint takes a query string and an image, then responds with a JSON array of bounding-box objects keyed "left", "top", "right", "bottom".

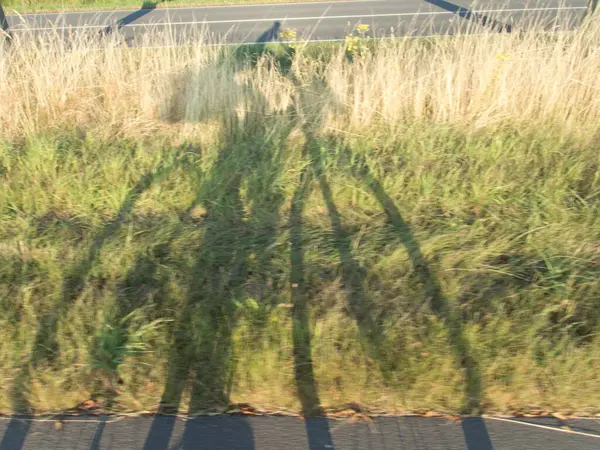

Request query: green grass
[
  {"left": 1, "top": 120, "right": 599, "bottom": 415},
  {"left": 1, "top": 22, "right": 600, "bottom": 417}
]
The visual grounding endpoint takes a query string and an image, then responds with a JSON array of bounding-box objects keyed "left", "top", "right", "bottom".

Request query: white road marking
[
  {"left": 41, "top": 27, "right": 574, "bottom": 50},
  {"left": 9, "top": 0, "right": 384, "bottom": 18},
  {"left": 8, "top": 5, "right": 587, "bottom": 31}
]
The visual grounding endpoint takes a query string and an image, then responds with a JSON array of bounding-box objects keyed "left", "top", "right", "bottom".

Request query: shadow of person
[
  {"left": 233, "top": 22, "right": 294, "bottom": 75},
  {"left": 31, "top": 156, "right": 189, "bottom": 369},
  {"left": 143, "top": 57, "right": 293, "bottom": 449},
  {"left": 142, "top": 149, "right": 255, "bottom": 446},
  {"left": 462, "top": 417, "right": 494, "bottom": 450},
  {"left": 286, "top": 51, "right": 489, "bottom": 438},
  {"left": 177, "top": 416, "right": 255, "bottom": 449},
  {"left": 256, "top": 21, "right": 281, "bottom": 43},
  {"left": 306, "top": 132, "right": 386, "bottom": 357}
]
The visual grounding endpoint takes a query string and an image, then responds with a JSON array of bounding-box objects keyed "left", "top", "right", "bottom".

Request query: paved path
[
  {"left": 3, "top": 0, "right": 590, "bottom": 44},
  {"left": 1, "top": 415, "right": 600, "bottom": 449}
]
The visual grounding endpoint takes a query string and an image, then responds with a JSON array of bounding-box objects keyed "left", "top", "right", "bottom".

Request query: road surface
[
  {"left": 1, "top": 414, "right": 600, "bottom": 449},
  {"left": 3, "top": 0, "right": 590, "bottom": 45}
]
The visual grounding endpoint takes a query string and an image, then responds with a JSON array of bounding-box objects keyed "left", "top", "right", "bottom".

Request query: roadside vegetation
[{"left": 0, "top": 16, "right": 599, "bottom": 417}]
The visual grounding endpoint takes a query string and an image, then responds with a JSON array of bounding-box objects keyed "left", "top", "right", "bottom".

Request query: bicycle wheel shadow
[
  {"left": 256, "top": 21, "right": 281, "bottom": 44},
  {"left": 335, "top": 145, "right": 493, "bottom": 448}
]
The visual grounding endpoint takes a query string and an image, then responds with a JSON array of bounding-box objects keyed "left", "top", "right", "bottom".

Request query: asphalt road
[
  {"left": 1, "top": 415, "right": 600, "bottom": 449},
  {"left": 3, "top": 0, "right": 590, "bottom": 45}
]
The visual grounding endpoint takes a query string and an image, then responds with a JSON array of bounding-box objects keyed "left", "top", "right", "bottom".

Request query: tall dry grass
[{"left": 1, "top": 13, "right": 599, "bottom": 140}]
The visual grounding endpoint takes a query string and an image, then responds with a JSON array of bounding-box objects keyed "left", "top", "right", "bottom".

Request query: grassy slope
[{"left": 0, "top": 22, "right": 599, "bottom": 416}]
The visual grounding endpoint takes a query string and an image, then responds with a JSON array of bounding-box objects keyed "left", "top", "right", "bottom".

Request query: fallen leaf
[
  {"left": 189, "top": 205, "right": 208, "bottom": 220},
  {"left": 227, "top": 403, "right": 258, "bottom": 415},
  {"left": 78, "top": 399, "right": 102, "bottom": 411},
  {"left": 55, "top": 421, "right": 63, "bottom": 431},
  {"left": 444, "top": 415, "right": 461, "bottom": 423},
  {"left": 553, "top": 413, "right": 568, "bottom": 421},
  {"left": 213, "top": 405, "right": 228, "bottom": 414},
  {"left": 348, "top": 414, "right": 373, "bottom": 424},
  {"left": 336, "top": 409, "right": 358, "bottom": 418},
  {"left": 346, "top": 402, "right": 363, "bottom": 413}
]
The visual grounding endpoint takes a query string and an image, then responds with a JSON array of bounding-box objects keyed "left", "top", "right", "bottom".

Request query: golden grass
[{"left": 1, "top": 13, "right": 599, "bottom": 140}]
